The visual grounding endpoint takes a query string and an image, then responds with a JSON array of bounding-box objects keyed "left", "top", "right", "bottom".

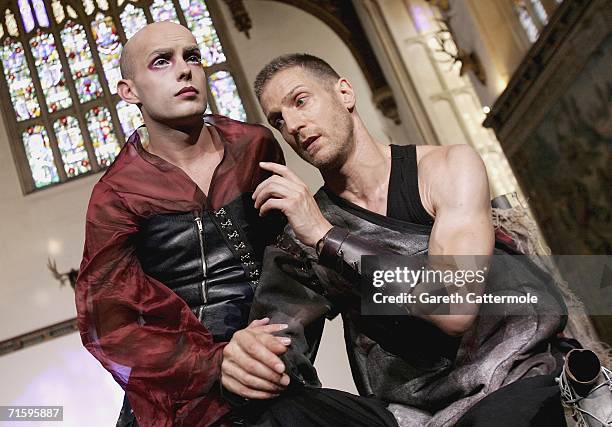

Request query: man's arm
[{"left": 419, "top": 144, "right": 495, "bottom": 335}]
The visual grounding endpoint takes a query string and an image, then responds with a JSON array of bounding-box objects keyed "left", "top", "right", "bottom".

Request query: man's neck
[
  {"left": 145, "top": 119, "right": 218, "bottom": 169},
  {"left": 322, "top": 120, "right": 391, "bottom": 215}
]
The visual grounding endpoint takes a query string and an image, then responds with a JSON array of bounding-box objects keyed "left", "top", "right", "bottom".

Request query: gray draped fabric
[{"left": 250, "top": 189, "right": 567, "bottom": 426}]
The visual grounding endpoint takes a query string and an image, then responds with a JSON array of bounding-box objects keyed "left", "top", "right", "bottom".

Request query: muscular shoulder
[{"left": 417, "top": 144, "right": 489, "bottom": 212}]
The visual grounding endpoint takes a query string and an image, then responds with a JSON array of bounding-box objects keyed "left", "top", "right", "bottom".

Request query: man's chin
[{"left": 165, "top": 112, "right": 206, "bottom": 130}]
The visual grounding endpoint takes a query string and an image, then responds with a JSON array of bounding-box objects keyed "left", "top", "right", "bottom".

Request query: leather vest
[{"left": 135, "top": 193, "right": 278, "bottom": 342}]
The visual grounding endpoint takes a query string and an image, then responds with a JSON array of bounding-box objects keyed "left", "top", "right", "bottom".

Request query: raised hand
[{"left": 253, "top": 162, "right": 332, "bottom": 247}]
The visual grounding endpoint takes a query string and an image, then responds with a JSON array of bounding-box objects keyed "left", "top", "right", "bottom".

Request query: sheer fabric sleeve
[{"left": 76, "top": 182, "right": 229, "bottom": 427}]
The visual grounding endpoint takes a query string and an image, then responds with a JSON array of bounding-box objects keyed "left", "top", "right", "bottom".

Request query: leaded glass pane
[
  {"left": 32, "top": 0, "right": 49, "bottom": 27},
  {"left": 86, "top": 106, "right": 120, "bottom": 167},
  {"left": 514, "top": 0, "right": 539, "bottom": 42},
  {"left": 83, "top": 0, "right": 95, "bottom": 15},
  {"left": 22, "top": 125, "right": 59, "bottom": 188},
  {"left": 30, "top": 30, "right": 72, "bottom": 112},
  {"left": 61, "top": 21, "right": 103, "bottom": 102},
  {"left": 116, "top": 99, "right": 143, "bottom": 140},
  {"left": 1, "top": 39, "right": 40, "bottom": 120},
  {"left": 150, "top": 0, "right": 179, "bottom": 23},
  {"left": 96, "top": 0, "right": 109, "bottom": 11},
  {"left": 530, "top": 0, "right": 548, "bottom": 24},
  {"left": 67, "top": 5, "right": 77, "bottom": 19},
  {"left": 180, "top": 0, "right": 225, "bottom": 66},
  {"left": 91, "top": 13, "right": 122, "bottom": 94},
  {"left": 52, "top": 0, "right": 64, "bottom": 23},
  {"left": 54, "top": 115, "right": 91, "bottom": 177},
  {"left": 5, "top": 9, "right": 19, "bottom": 36},
  {"left": 209, "top": 70, "right": 246, "bottom": 122},
  {"left": 18, "top": 0, "right": 35, "bottom": 32},
  {"left": 120, "top": 3, "right": 146, "bottom": 39}
]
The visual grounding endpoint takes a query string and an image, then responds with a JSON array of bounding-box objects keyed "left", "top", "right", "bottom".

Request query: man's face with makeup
[
  {"left": 120, "top": 22, "right": 207, "bottom": 128},
  {"left": 259, "top": 67, "right": 354, "bottom": 170}
]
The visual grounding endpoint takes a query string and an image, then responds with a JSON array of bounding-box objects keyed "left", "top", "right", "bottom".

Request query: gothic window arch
[{"left": 0, "top": 0, "right": 250, "bottom": 193}]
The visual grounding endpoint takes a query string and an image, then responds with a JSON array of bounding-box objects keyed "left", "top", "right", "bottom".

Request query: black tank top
[{"left": 387, "top": 144, "right": 435, "bottom": 226}]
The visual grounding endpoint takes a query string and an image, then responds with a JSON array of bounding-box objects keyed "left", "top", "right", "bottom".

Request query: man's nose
[
  {"left": 285, "top": 111, "right": 304, "bottom": 139},
  {"left": 177, "top": 58, "right": 192, "bottom": 81}
]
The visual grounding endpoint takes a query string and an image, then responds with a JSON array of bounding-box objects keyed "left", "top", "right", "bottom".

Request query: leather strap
[{"left": 318, "top": 226, "right": 350, "bottom": 268}]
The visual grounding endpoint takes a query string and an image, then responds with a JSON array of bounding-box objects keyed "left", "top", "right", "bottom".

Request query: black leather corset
[{"left": 134, "top": 194, "right": 270, "bottom": 342}]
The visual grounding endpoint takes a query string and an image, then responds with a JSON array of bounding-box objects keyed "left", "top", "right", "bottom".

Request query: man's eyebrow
[
  {"left": 147, "top": 48, "right": 172, "bottom": 60},
  {"left": 282, "top": 85, "right": 307, "bottom": 104},
  {"left": 183, "top": 45, "right": 201, "bottom": 54},
  {"left": 265, "top": 85, "right": 308, "bottom": 124},
  {"left": 146, "top": 45, "right": 201, "bottom": 60}
]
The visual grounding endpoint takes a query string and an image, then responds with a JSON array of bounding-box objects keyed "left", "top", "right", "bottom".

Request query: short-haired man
[{"left": 229, "top": 54, "right": 568, "bottom": 426}]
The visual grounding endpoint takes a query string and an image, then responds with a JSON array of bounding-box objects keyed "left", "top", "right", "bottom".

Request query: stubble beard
[{"left": 312, "top": 118, "right": 354, "bottom": 173}]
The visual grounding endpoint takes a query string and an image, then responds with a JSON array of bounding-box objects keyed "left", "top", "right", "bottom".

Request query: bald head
[{"left": 119, "top": 21, "right": 196, "bottom": 81}]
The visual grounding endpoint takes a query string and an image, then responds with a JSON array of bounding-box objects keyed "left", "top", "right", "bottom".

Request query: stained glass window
[
  {"left": 116, "top": 99, "right": 143, "bottom": 139},
  {"left": 51, "top": 0, "right": 64, "bottom": 23},
  {"left": 54, "top": 116, "right": 91, "bottom": 177},
  {"left": 30, "top": 30, "right": 72, "bottom": 112},
  {"left": 120, "top": 4, "right": 147, "bottom": 39},
  {"left": 180, "top": 0, "right": 225, "bottom": 66},
  {"left": 18, "top": 0, "right": 35, "bottom": 33},
  {"left": 83, "top": 0, "right": 95, "bottom": 16},
  {"left": 61, "top": 21, "right": 103, "bottom": 103},
  {"left": 91, "top": 13, "right": 122, "bottom": 94},
  {"left": 86, "top": 106, "right": 120, "bottom": 167},
  {"left": 22, "top": 125, "right": 59, "bottom": 188},
  {"left": 32, "top": 0, "right": 49, "bottom": 27},
  {"left": 96, "top": 0, "right": 109, "bottom": 12},
  {"left": 209, "top": 71, "right": 246, "bottom": 122},
  {"left": 5, "top": 9, "right": 19, "bottom": 36},
  {"left": 513, "top": 0, "right": 553, "bottom": 44},
  {"left": 150, "top": 0, "right": 179, "bottom": 24},
  {"left": 0, "top": 0, "right": 249, "bottom": 193},
  {"left": 0, "top": 39, "right": 40, "bottom": 120}
]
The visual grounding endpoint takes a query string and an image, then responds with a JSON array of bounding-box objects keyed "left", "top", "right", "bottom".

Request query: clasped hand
[{"left": 221, "top": 318, "right": 291, "bottom": 399}]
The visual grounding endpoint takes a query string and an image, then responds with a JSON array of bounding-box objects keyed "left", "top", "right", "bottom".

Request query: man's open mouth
[{"left": 302, "top": 135, "right": 320, "bottom": 153}]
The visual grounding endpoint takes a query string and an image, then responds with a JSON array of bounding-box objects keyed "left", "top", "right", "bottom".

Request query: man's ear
[
  {"left": 336, "top": 78, "right": 356, "bottom": 111},
  {"left": 117, "top": 79, "right": 141, "bottom": 105}
]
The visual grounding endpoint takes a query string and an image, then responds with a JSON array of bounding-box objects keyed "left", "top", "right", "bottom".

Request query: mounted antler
[
  {"left": 47, "top": 258, "right": 78, "bottom": 290},
  {"left": 427, "top": 2, "right": 487, "bottom": 84}
]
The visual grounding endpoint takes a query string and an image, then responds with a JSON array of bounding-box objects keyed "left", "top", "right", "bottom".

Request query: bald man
[
  {"left": 75, "top": 22, "right": 290, "bottom": 426},
  {"left": 76, "top": 23, "right": 397, "bottom": 427}
]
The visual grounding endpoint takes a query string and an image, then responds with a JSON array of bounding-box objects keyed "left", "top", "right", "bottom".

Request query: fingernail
[
  {"left": 280, "top": 337, "right": 291, "bottom": 345},
  {"left": 280, "top": 375, "right": 290, "bottom": 386},
  {"left": 275, "top": 363, "right": 285, "bottom": 373},
  {"left": 278, "top": 324, "right": 288, "bottom": 330}
]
